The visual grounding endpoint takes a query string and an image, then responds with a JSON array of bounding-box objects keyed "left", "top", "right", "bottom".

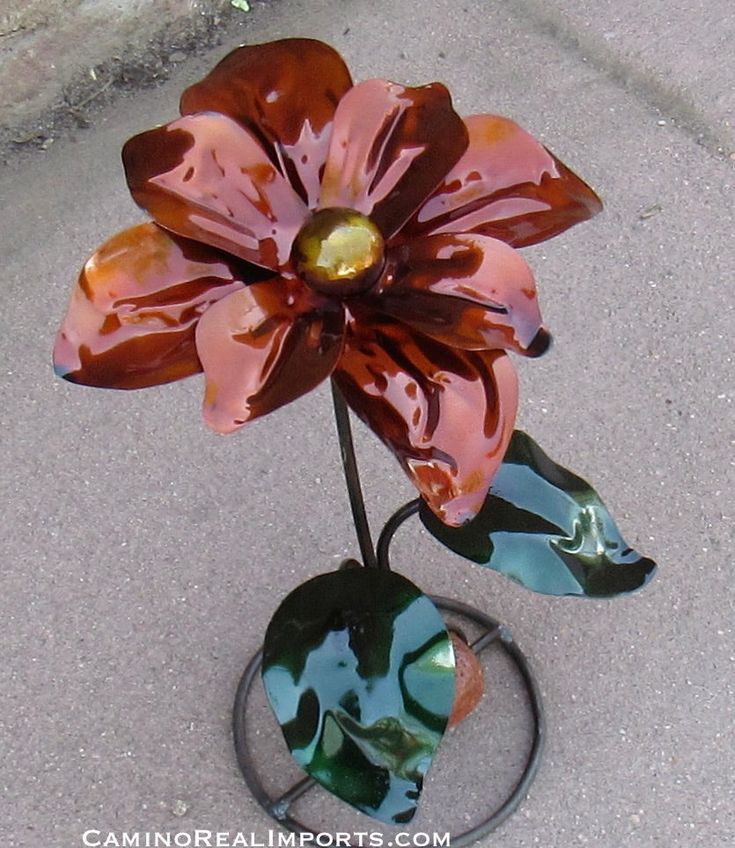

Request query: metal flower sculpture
[
  {"left": 54, "top": 38, "right": 656, "bottom": 831},
  {"left": 54, "top": 37, "right": 602, "bottom": 527}
]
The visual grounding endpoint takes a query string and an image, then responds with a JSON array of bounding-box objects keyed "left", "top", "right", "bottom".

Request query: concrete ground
[
  {"left": 0, "top": 0, "right": 239, "bottom": 155},
  {"left": 1, "top": 1, "right": 733, "bottom": 846}
]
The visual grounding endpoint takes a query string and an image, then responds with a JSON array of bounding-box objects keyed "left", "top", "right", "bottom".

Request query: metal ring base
[{"left": 233, "top": 596, "right": 545, "bottom": 848}]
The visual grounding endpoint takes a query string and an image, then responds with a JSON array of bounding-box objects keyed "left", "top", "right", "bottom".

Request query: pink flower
[{"left": 54, "top": 38, "right": 601, "bottom": 525}]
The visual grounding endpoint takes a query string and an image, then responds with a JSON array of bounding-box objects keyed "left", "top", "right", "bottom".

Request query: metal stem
[
  {"left": 376, "top": 498, "right": 420, "bottom": 570},
  {"left": 269, "top": 776, "right": 316, "bottom": 820},
  {"left": 330, "top": 380, "right": 378, "bottom": 569}
]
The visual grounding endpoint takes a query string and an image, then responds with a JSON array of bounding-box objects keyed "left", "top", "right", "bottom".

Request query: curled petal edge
[
  {"left": 403, "top": 113, "right": 603, "bottom": 248},
  {"left": 375, "top": 232, "right": 550, "bottom": 357},
  {"left": 53, "top": 223, "right": 251, "bottom": 390},
  {"left": 334, "top": 317, "right": 519, "bottom": 526}
]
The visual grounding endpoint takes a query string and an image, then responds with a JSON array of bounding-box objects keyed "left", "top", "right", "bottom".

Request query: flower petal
[
  {"left": 374, "top": 233, "right": 549, "bottom": 356},
  {"left": 180, "top": 38, "right": 353, "bottom": 208},
  {"left": 319, "top": 79, "right": 468, "bottom": 240},
  {"left": 195, "top": 280, "right": 345, "bottom": 433},
  {"left": 333, "top": 315, "right": 518, "bottom": 526},
  {"left": 53, "top": 223, "right": 252, "bottom": 389},
  {"left": 403, "top": 114, "right": 602, "bottom": 247},
  {"left": 123, "top": 113, "right": 308, "bottom": 270}
]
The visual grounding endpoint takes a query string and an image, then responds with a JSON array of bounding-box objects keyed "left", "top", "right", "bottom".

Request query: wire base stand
[{"left": 232, "top": 382, "right": 545, "bottom": 846}]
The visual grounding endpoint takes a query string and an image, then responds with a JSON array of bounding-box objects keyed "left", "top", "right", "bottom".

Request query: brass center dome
[{"left": 291, "top": 208, "right": 385, "bottom": 297}]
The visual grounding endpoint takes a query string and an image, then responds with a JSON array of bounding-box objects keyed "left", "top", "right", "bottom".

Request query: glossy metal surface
[
  {"left": 195, "top": 281, "right": 344, "bottom": 432},
  {"left": 447, "top": 632, "right": 484, "bottom": 727},
  {"left": 56, "top": 38, "right": 603, "bottom": 525},
  {"left": 319, "top": 79, "right": 468, "bottom": 240},
  {"left": 375, "top": 232, "right": 549, "bottom": 356},
  {"left": 236, "top": 595, "right": 545, "bottom": 845},
  {"left": 180, "top": 38, "right": 353, "bottom": 208},
  {"left": 53, "top": 223, "right": 248, "bottom": 389},
  {"left": 292, "top": 208, "right": 385, "bottom": 297},
  {"left": 402, "top": 114, "right": 603, "bottom": 248},
  {"left": 334, "top": 316, "right": 519, "bottom": 527},
  {"left": 123, "top": 113, "right": 308, "bottom": 271},
  {"left": 261, "top": 569, "right": 455, "bottom": 824},
  {"left": 420, "top": 430, "right": 657, "bottom": 596}
]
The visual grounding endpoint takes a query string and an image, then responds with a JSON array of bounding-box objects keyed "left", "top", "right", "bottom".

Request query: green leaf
[
  {"left": 230, "top": 0, "right": 250, "bottom": 11},
  {"left": 262, "top": 569, "right": 455, "bottom": 823},
  {"left": 420, "top": 430, "right": 657, "bottom": 597}
]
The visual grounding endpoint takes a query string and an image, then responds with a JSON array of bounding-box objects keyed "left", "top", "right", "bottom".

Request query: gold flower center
[{"left": 291, "top": 208, "right": 385, "bottom": 297}]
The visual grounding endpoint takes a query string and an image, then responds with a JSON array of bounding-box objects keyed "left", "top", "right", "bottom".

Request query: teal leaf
[
  {"left": 420, "top": 430, "right": 657, "bottom": 597},
  {"left": 262, "top": 569, "right": 455, "bottom": 823}
]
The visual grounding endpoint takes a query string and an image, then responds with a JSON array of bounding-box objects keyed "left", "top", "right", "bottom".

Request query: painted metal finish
[
  {"left": 53, "top": 222, "right": 249, "bottom": 388},
  {"left": 334, "top": 316, "right": 519, "bottom": 527},
  {"left": 54, "top": 37, "right": 601, "bottom": 525},
  {"left": 402, "top": 113, "right": 603, "bottom": 248},
  {"left": 447, "top": 632, "right": 484, "bottom": 727},
  {"left": 420, "top": 431, "right": 657, "bottom": 596},
  {"left": 261, "top": 569, "right": 455, "bottom": 824},
  {"left": 179, "top": 38, "right": 353, "bottom": 208}
]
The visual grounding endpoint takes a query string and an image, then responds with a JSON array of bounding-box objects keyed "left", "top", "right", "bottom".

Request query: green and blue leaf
[
  {"left": 262, "top": 569, "right": 455, "bottom": 823},
  {"left": 420, "top": 430, "right": 657, "bottom": 597}
]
